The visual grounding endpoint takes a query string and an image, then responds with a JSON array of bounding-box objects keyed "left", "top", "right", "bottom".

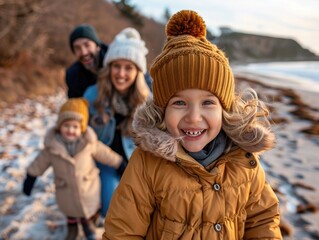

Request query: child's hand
[{"left": 23, "top": 173, "right": 37, "bottom": 196}]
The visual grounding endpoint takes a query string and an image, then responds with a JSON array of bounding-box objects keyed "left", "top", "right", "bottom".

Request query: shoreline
[
  {"left": 235, "top": 72, "right": 319, "bottom": 239},
  {"left": 233, "top": 68, "right": 319, "bottom": 94},
  {"left": 231, "top": 58, "right": 319, "bottom": 65}
]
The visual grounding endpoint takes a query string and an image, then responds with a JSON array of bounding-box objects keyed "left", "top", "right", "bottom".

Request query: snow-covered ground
[{"left": 0, "top": 92, "right": 68, "bottom": 239}]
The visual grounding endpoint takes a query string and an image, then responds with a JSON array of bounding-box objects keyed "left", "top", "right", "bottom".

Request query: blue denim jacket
[
  {"left": 83, "top": 84, "right": 135, "bottom": 216},
  {"left": 84, "top": 84, "right": 136, "bottom": 158}
]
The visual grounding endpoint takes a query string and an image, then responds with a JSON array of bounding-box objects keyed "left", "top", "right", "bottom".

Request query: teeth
[
  {"left": 184, "top": 130, "right": 203, "bottom": 136},
  {"left": 83, "top": 56, "right": 91, "bottom": 61}
]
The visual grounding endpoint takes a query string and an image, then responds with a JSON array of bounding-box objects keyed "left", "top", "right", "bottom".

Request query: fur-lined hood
[
  {"left": 132, "top": 103, "right": 178, "bottom": 162},
  {"left": 43, "top": 126, "right": 97, "bottom": 156},
  {"left": 132, "top": 99, "right": 272, "bottom": 163}
]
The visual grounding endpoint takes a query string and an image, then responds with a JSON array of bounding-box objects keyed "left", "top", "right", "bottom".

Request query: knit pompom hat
[
  {"left": 69, "top": 24, "right": 101, "bottom": 52},
  {"left": 57, "top": 98, "right": 89, "bottom": 133},
  {"left": 150, "top": 10, "right": 235, "bottom": 111},
  {"left": 103, "top": 27, "right": 148, "bottom": 73}
]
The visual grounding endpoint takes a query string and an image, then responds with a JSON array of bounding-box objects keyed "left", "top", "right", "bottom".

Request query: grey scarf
[
  {"left": 185, "top": 130, "right": 227, "bottom": 167},
  {"left": 56, "top": 134, "right": 85, "bottom": 157},
  {"left": 112, "top": 92, "right": 130, "bottom": 116}
]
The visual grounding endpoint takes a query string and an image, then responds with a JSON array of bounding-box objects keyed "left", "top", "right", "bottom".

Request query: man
[
  {"left": 66, "top": 24, "right": 108, "bottom": 98},
  {"left": 66, "top": 24, "right": 152, "bottom": 98}
]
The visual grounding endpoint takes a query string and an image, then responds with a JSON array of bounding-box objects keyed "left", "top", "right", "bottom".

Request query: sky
[{"left": 129, "top": 0, "right": 319, "bottom": 55}]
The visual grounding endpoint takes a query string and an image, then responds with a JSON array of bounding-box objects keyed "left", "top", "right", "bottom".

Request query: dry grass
[
  {"left": 0, "top": 50, "right": 65, "bottom": 105},
  {"left": 280, "top": 89, "right": 319, "bottom": 136},
  {"left": 293, "top": 182, "right": 316, "bottom": 191},
  {"left": 296, "top": 203, "right": 318, "bottom": 214},
  {"left": 271, "top": 117, "right": 289, "bottom": 124},
  {"left": 0, "top": 0, "right": 165, "bottom": 105},
  {"left": 301, "top": 122, "right": 319, "bottom": 136},
  {"left": 280, "top": 221, "right": 293, "bottom": 237}
]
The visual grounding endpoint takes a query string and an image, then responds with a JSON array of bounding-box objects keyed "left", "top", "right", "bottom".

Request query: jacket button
[
  {"left": 213, "top": 183, "right": 221, "bottom": 191},
  {"left": 249, "top": 160, "right": 256, "bottom": 166},
  {"left": 245, "top": 152, "right": 252, "bottom": 158},
  {"left": 214, "top": 223, "right": 222, "bottom": 232}
]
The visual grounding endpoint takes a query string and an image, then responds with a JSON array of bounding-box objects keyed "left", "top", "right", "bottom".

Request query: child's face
[
  {"left": 60, "top": 120, "right": 82, "bottom": 142},
  {"left": 110, "top": 59, "right": 138, "bottom": 95},
  {"left": 164, "top": 89, "right": 223, "bottom": 152}
]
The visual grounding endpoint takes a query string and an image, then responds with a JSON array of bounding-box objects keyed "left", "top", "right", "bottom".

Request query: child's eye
[
  {"left": 203, "top": 100, "right": 214, "bottom": 105},
  {"left": 173, "top": 100, "right": 185, "bottom": 106}
]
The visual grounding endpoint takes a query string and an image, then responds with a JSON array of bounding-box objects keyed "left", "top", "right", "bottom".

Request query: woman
[{"left": 83, "top": 27, "right": 150, "bottom": 217}]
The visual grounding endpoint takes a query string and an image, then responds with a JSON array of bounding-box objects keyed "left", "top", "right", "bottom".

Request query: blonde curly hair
[{"left": 134, "top": 88, "right": 275, "bottom": 153}]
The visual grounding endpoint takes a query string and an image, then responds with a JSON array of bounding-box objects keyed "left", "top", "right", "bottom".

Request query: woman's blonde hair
[
  {"left": 135, "top": 88, "right": 275, "bottom": 153},
  {"left": 93, "top": 64, "right": 150, "bottom": 136}
]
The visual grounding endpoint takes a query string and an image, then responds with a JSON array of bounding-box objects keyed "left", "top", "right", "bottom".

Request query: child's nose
[
  {"left": 68, "top": 127, "right": 76, "bottom": 133},
  {"left": 185, "top": 106, "right": 202, "bottom": 123}
]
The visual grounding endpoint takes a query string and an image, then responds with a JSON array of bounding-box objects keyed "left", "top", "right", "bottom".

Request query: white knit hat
[{"left": 103, "top": 27, "right": 148, "bottom": 73}]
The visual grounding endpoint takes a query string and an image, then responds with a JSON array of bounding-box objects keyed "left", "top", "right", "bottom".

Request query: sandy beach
[
  {"left": 235, "top": 72, "right": 319, "bottom": 239},
  {"left": 0, "top": 72, "right": 319, "bottom": 239}
]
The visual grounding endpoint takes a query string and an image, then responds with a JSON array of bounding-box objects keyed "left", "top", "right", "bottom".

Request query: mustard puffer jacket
[{"left": 103, "top": 107, "right": 282, "bottom": 239}]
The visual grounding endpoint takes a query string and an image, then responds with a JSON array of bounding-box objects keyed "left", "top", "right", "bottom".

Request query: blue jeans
[{"left": 96, "top": 162, "right": 120, "bottom": 217}]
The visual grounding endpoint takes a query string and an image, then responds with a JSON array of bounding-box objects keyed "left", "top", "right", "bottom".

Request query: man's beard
[{"left": 81, "top": 53, "right": 99, "bottom": 73}]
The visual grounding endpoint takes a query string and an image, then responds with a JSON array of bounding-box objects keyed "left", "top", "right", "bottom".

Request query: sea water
[{"left": 232, "top": 61, "right": 319, "bottom": 93}]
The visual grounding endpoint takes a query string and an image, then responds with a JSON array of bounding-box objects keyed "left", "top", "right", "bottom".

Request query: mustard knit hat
[
  {"left": 57, "top": 98, "right": 89, "bottom": 133},
  {"left": 150, "top": 10, "right": 235, "bottom": 111}
]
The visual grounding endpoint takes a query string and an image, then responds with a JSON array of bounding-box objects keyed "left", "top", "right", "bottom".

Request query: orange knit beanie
[
  {"left": 150, "top": 10, "right": 235, "bottom": 111},
  {"left": 57, "top": 98, "right": 89, "bottom": 133}
]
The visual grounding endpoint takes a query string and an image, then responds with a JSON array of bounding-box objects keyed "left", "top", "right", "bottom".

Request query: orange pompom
[{"left": 166, "top": 10, "right": 206, "bottom": 38}]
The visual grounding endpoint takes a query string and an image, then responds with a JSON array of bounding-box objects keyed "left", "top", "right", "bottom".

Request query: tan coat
[
  {"left": 27, "top": 127, "right": 122, "bottom": 219},
  {"left": 103, "top": 111, "right": 282, "bottom": 239}
]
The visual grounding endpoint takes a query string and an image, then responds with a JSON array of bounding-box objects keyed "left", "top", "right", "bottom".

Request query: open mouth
[
  {"left": 80, "top": 55, "right": 93, "bottom": 65},
  {"left": 182, "top": 129, "right": 205, "bottom": 137},
  {"left": 65, "top": 132, "right": 76, "bottom": 137},
  {"left": 115, "top": 78, "right": 126, "bottom": 84}
]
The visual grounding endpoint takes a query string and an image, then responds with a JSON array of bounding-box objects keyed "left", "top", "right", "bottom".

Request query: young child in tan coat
[
  {"left": 103, "top": 10, "right": 282, "bottom": 239},
  {"left": 23, "top": 98, "right": 126, "bottom": 240}
]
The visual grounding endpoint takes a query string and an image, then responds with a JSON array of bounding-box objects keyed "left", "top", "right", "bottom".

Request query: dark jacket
[{"left": 65, "top": 43, "right": 108, "bottom": 98}]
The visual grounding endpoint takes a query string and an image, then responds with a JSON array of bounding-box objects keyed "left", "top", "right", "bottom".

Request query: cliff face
[{"left": 215, "top": 32, "right": 318, "bottom": 63}]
